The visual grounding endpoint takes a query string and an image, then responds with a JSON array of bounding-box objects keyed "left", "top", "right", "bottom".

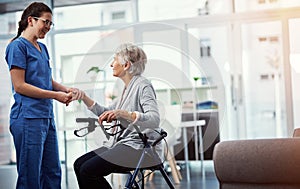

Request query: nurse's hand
[
  {"left": 68, "top": 88, "right": 85, "bottom": 101},
  {"left": 55, "top": 91, "right": 72, "bottom": 105}
]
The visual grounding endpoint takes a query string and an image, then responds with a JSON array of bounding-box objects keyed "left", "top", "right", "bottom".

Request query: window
[
  {"left": 235, "top": 0, "right": 300, "bottom": 12},
  {"left": 53, "top": 1, "right": 132, "bottom": 29},
  {"left": 112, "top": 11, "right": 125, "bottom": 20},
  {"left": 0, "top": 12, "right": 20, "bottom": 35},
  {"left": 138, "top": 0, "right": 232, "bottom": 22}
]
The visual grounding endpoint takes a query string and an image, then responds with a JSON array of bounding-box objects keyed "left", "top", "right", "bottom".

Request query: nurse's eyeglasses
[{"left": 33, "top": 17, "right": 54, "bottom": 27}]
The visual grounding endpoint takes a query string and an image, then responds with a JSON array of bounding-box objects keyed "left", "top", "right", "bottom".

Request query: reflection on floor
[{"left": 0, "top": 161, "right": 219, "bottom": 189}]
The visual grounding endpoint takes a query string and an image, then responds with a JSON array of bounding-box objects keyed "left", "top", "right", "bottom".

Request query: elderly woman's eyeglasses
[{"left": 33, "top": 17, "right": 54, "bottom": 27}]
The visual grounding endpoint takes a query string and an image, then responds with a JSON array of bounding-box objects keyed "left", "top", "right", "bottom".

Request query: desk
[{"left": 181, "top": 120, "right": 206, "bottom": 182}]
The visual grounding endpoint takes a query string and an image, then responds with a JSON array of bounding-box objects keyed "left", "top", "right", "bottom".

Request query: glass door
[
  {"left": 187, "top": 25, "right": 230, "bottom": 140},
  {"left": 289, "top": 18, "right": 300, "bottom": 129},
  {"left": 186, "top": 19, "right": 291, "bottom": 140},
  {"left": 241, "top": 21, "right": 287, "bottom": 138}
]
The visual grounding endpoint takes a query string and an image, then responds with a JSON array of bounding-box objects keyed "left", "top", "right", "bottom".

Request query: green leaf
[
  {"left": 87, "top": 66, "right": 101, "bottom": 74},
  {"left": 193, "top": 77, "right": 200, "bottom": 81}
]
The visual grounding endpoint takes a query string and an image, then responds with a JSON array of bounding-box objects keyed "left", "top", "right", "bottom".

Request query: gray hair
[{"left": 114, "top": 43, "right": 147, "bottom": 76}]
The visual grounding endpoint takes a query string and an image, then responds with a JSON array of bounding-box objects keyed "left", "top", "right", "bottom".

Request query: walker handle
[
  {"left": 152, "top": 130, "right": 167, "bottom": 147},
  {"left": 74, "top": 117, "right": 110, "bottom": 139}
]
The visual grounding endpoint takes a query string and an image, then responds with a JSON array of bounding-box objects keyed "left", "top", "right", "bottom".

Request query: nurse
[{"left": 5, "top": 2, "right": 76, "bottom": 189}]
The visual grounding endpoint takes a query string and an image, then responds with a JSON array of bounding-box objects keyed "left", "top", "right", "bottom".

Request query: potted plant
[{"left": 86, "top": 66, "right": 102, "bottom": 81}]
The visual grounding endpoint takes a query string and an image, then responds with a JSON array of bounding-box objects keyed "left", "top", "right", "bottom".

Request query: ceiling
[{"left": 0, "top": 0, "right": 127, "bottom": 14}]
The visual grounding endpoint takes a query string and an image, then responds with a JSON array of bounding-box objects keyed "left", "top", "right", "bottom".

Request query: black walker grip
[
  {"left": 76, "top": 117, "right": 98, "bottom": 123},
  {"left": 74, "top": 118, "right": 98, "bottom": 137},
  {"left": 152, "top": 131, "right": 167, "bottom": 147},
  {"left": 75, "top": 117, "right": 110, "bottom": 139}
]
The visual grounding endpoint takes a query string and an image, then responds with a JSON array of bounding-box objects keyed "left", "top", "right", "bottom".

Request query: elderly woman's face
[{"left": 110, "top": 55, "right": 126, "bottom": 77}]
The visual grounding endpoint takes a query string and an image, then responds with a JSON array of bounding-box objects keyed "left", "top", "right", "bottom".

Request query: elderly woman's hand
[
  {"left": 98, "top": 110, "right": 116, "bottom": 124},
  {"left": 98, "top": 109, "right": 134, "bottom": 124},
  {"left": 67, "top": 88, "right": 85, "bottom": 101}
]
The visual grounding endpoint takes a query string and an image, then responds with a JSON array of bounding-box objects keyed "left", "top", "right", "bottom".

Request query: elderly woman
[{"left": 73, "top": 43, "right": 161, "bottom": 189}]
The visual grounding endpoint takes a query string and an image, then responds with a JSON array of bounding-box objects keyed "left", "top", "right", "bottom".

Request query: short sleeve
[{"left": 5, "top": 40, "right": 27, "bottom": 70}]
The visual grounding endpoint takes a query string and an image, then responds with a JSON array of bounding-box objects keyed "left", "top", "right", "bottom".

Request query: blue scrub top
[{"left": 5, "top": 37, "right": 54, "bottom": 118}]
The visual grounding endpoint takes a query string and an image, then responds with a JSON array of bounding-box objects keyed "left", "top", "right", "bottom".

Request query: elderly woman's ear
[{"left": 124, "top": 62, "right": 131, "bottom": 71}]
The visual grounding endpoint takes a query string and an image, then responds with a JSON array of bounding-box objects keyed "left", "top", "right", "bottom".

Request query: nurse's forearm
[
  {"left": 52, "top": 79, "right": 69, "bottom": 92},
  {"left": 14, "top": 82, "right": 65, "bottom": 100},
  {"left": 10, "top": 68, "right": 70, "bottom": 101}
]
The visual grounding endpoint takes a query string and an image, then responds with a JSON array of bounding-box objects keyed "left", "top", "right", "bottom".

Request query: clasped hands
[
  {"left": 57, "top": 88, "right": 85, "bottom": 106},
  {"left": 66, "top": 88, "right": 133, "bottom": 124}
]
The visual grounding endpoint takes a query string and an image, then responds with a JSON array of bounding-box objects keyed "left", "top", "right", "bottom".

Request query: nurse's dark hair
[{"left": 11, "top": 2, "right": 52, "bottom": 41}]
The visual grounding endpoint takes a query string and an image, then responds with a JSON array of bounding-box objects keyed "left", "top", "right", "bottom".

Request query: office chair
[{"left": 74, "top": 117, "right": 176, "bottom": 189}]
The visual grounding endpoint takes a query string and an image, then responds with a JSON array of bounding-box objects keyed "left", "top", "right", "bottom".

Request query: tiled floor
[{"left": 0, "top": 161, "right": 219, "bottom": 189}]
